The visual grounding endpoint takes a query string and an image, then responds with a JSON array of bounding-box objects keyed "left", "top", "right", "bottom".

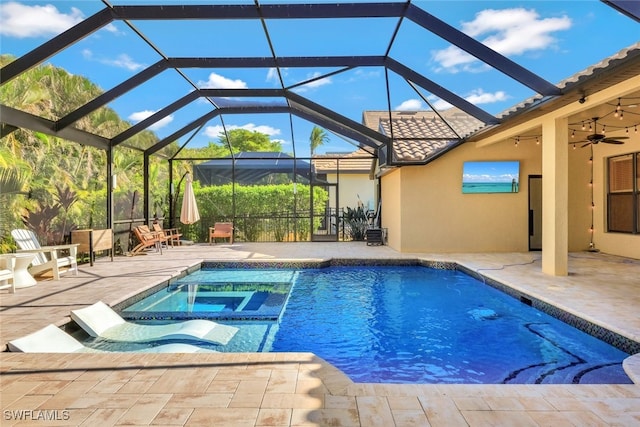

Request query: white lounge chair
[
  {"left": 7, "top": 324, "right": 215, "bottom": 353},
  {"left": 71, "top": 301, "right": 238, "bottom": 345},
  {"left": 0, "top": 255, "right": 16, "bottom": 293},
  {"left": 11, "top": 229, "right": 79, "bottom": 280}
]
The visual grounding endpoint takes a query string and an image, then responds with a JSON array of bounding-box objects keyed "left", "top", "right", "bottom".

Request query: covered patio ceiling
[{"left": 1, "top": 0, "right": 639, "bottom": 165}]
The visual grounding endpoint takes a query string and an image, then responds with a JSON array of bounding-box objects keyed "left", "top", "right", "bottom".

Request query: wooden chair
[
  {"left": 131, "top": 226, "right": 163, "bottom": 255},
  {"left": 152, "top": 223, "right": 182, "bottom": 247},
  {"left": 209, "top": 222, "right": 234, "bottom": 244},
  {"left": 139, "top": 225, "right": 169, "bottom": 248},
  {"left": 11, "top": 229, "right": 79, "bottom": 280}
]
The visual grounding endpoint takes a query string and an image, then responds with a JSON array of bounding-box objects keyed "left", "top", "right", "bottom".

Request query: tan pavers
[{"left": 0, "top": 243, "right": 638, "bottom": 426}]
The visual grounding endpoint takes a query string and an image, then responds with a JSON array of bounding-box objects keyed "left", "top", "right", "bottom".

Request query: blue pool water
[
  {"left": 123, "top": 270, "right": 295, "bottom": 320},
  {"left": 106, "top": 266, "right": 633, "bottom": 384}
]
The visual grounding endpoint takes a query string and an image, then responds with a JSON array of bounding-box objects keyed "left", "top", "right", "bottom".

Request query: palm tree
[{"left": 309, "top": 126, "right": 329, "bottom": 157}]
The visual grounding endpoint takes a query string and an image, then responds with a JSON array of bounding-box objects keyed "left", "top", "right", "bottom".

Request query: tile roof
[
  {"left": 363, "top": 43, "right": 640, "bottom": 159},
  {"left": 362, "top": 109, "right": 484, "bottom": 163},
  {"left": 312, "top": 148, "right": 375, "bottom": 173}
]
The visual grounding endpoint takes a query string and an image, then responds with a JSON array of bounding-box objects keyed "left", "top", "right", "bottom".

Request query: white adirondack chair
[{"left": 11, "top": 229, "right": 79, "bottom": 280}]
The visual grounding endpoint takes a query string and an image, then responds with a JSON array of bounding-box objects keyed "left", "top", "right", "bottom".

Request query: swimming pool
[{"left": 100, "top": 265, "right": 633, "bottom": 384}]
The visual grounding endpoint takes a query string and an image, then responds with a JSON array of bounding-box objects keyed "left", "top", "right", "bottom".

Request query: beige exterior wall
[
  {"left": 567, "top": 144, "right": 593, "bottom": 252},
  {"left": 592, "top": 138, "right": 640, "bottom": 259},
  {"left": 327, "top": 173, "right": 376, "bottom": 211},
  {"left": 382, "top": 139, "right": 542, "bottom": 253},
  {"left": 379, "top": 72, "right": 640, "bottom": 260},
  {"left": 381, "top": 133, "right": 640, "bottom": 257},
  {"left": 380, "top": 169, "right": 402, "bottom": 249}
]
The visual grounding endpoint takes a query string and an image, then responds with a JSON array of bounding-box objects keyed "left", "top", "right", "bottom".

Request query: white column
[{"left": 541, "top": 116, "right": 569, "bottom": 276}]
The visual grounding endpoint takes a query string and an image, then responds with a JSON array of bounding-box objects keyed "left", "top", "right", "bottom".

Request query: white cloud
[
  {"left": 81, "top": 50, "right": 145, "bottom": 71},
  {"left": 432, "top": 98, "right": 454, "bottom": 110},
  {"left": 345, "top": 69, "right": 382, "bottom": 83},
  {"left": 199, "top": 72, "right": 248, "bottom": 89},
  {"left": 106, "top": 54, "right": 144, "bottom": 71},
  {"left": 430, "top": 89, "right": 509, "bottom": 110},
  {"left": 204, "top": 123, "right": 281, "bottom": 138},
  {"left": 102, "top": 23, "right": 123, "bottom": 35},
  {"left": 294, "top": 72, "right": 332, "bottom": 92},
  {"left": 304, "top": 72, "right": 332, "bottom": 88},
  {"left": 464, "top": 89, "right": 508, "bottom": 104},
  {"left": 266, "top": 67, "right": 288, "bottom": 84},
  {"left": 396, "top": 99, "right": 425, "bottom": 111},
  {"left": 128, "top": 110, "right": 174, "bottom": 131},
  {"left": 432, "top": 8, "right": 571, "bottom": 73},
  {"left": 432, "top": 46, "right": 482, "bottom": 73},
  {"left": 266, "top": 68, "right": 279, "bottom": 83},
  {"left": 0, "top": 2, "right": 84, "bottom": 38}
]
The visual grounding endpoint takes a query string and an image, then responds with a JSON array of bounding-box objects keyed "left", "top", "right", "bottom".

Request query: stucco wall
[
  {"left": 381, "top": 130, "right": 639, "bottom": 258},
  {"left": 328, "top": 173, "right": 375, "bottom": 211},
  {"left": 567, "top": 144, "right": 593, "bottom": 252},
  {"left": 381, "top": 139, "right": 542, "bottom": 253},
  {"left": 592, "top": 136, "right": 640, "bottom": 259},
  {"left": 380, "top": 169, "right": 402, "bottom": 249}
]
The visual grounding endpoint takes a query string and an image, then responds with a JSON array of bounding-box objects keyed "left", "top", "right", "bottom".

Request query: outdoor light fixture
[
  {"left": 511, "top": 135, "right": 540, "bottom": 146},
  {"left": 587, "top": 146, "right": 599, "bottom": 253},
  {"left": 568, "top": 98, "right": 639, "bottom": 147}
]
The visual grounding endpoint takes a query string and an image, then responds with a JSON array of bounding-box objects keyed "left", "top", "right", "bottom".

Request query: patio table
[{"left": 0, "top": 253, "right": 37, "bottom": 288}]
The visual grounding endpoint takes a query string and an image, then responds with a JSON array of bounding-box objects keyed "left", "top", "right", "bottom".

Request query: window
[{"left": 607, "top": 153, "right": 639, "bottom": 233}]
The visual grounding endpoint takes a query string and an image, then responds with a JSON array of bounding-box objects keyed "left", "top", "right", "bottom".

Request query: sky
[
  {"left": 462, "top": 160, "right": 519, "bottom": 183},
  {"left": 1, "top": 0, "right": 638, "bottom": 157}
]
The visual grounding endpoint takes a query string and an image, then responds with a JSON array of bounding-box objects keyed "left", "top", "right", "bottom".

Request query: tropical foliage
[
  {"left": 0, "top": 54, "right": 174, "bottom": 251},
  {"left": 0, "top": 55, "right": 333, "bottom": 251},
  {"left": 182, "top": 183, "right": 328, "bottom": 242},
  {"left": 343, "top": 205, "right": 369, "bottom": 241},
  {"left": 309, "top": 126, "right": 329, "bottom": 156}
]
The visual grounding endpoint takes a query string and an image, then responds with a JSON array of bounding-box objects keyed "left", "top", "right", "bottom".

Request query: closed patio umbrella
[{"left": 180, "top": 173, "right": 200, "bottom": 225}]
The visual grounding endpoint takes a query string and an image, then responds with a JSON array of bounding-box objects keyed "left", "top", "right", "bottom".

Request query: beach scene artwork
[{"left": 462, "top": 161, "right": 520, "bottom": 193}]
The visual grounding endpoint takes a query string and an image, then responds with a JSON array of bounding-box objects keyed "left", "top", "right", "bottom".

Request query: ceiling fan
[{"left": 574, "top": 117, "right": 629, "bottom": 148}]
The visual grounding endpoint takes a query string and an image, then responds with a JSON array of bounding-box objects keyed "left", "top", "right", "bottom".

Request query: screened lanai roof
[
  {"left": 194, "top": 152, "right": 312, "bottom": 185},
  {"left": 1, "top": 0, "right": 639, "bottom": 165}
]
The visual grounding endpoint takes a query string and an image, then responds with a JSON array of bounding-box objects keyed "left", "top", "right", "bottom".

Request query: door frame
[
  {"left": 528, "top": 174, "right": 542, "bottom": 251},
  {"left": 310, "top": 181, "right": 339, "bottom": 242}
]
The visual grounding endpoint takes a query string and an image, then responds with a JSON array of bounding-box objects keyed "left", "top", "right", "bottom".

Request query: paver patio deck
[{"left": 1, "top": 242, "right": 639, "bottom": 426}]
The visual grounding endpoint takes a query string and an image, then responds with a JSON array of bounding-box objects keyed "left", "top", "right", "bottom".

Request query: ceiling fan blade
[
  {"left": 581, "top": 142, "right": 591, "bottom": 148},
  {"left": 602, "top": 136, "right": 629, "bottom": 141},
  {"left": 602, "top": 140, "right": 625, "bottom": 144}
]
